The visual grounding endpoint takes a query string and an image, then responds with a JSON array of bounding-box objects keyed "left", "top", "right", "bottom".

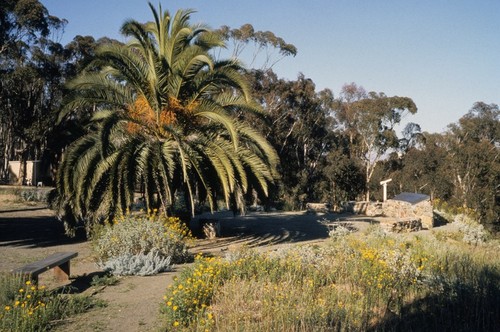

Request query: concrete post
[{"left": 379, "top": 179, "right": 392, "bottom": 202}]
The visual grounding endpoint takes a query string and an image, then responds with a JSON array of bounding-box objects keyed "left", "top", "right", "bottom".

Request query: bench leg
[{"left": 53, "top": 261, "right": 71, "bottom": 281}]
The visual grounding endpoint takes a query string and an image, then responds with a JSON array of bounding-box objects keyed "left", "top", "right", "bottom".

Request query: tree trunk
[
  {"left": 2, "top": 125, "right": 13, "bottom": 182},
  {"left": 365, "top": 163, "right": 371, "bottom": 202}
]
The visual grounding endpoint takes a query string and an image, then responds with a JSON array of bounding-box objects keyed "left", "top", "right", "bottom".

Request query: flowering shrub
[
  {"left": 161, "top": 254, "right": 223, "bottom": 329},
  {"left": 92, "top": 213, "right": 192, "bottom": 275},
  {"left": 161, "top": 230, "right": 499, "bottom": 331},
  {"left": 1, "top": 280, "right": 53, "bottom": 331},
  {"left": 0, "top": 277, "right": 97, "bottom": 331}
]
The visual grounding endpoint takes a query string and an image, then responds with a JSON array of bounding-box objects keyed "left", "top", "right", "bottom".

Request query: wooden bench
[{"left": 13, "top": 252, "right": 78, "bottom": 284}]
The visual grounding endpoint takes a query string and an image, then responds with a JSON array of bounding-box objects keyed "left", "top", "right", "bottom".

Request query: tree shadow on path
[
  {"left": 191, "top": 211, "right": 339, "bottom": 253},
  {"left": 0, "top": 209, "right": 85, "bottom": 248}
]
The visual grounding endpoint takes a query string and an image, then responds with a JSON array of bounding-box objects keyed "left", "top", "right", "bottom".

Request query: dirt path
[{"left": 0, "top": 205, "right": 180, "bottom": 331}]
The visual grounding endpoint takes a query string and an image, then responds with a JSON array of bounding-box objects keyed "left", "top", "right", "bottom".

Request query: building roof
[{"left": 392, "top": 192, "right": 430, "bottom": 205}]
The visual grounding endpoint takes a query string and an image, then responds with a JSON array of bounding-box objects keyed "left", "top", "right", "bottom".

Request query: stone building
[{"left": 383, "top": 192, "right": 434, "bottom": 229}]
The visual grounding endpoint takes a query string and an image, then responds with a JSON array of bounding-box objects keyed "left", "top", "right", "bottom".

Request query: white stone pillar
[{"left": 379, "top": 179, "right": 392, "bottom": 202}]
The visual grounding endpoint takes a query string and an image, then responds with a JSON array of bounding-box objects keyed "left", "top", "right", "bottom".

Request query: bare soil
[{"left": 0, "top": 198, "right": 451, "bottom": 331}]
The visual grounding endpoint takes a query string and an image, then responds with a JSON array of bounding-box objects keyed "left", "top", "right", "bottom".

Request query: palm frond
[{"left": 55, "top": 3, "right": 278, "bottom": 233}]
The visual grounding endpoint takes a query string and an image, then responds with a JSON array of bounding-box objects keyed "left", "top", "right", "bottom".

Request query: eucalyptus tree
[
  {"left": 375, "top": 132, "right": 453, "bottom": 201},
  {"left": 334, "top": 83, "right": 417, "bottom": 201},
  {"left": 215, "top": 24, "right": 297, "bottom": 70},
  {"left": 54, "top": 3, "right": 278, "bottom": 234},
  {"left": 446, "top": 102, "right": 499, "bottom": 227},
  {"left": 0, "top": 0, "right": 66, "bottom": 182},
  {"left": 246, "top": 70, "right": 337, "bottom": 209}
]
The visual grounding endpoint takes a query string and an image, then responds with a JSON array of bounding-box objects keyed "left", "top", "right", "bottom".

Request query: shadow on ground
[
  {"left": 0, "top": 209, "right": 85, "bottom": 248},
  {"left": 190, "top": 211, "right": 378, "bottom": 253}
]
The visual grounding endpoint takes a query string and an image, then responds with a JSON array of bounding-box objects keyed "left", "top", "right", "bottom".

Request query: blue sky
[{"left": 41, "top": 0, "right": 500, "bottom": 133}]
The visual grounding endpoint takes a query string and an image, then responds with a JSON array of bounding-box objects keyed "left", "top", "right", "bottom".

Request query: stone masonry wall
[
  {"left": 382, "top": 199, "right": 434, "bottom": 229},
  {"left": 344, "top": 198, "right": 434, "bottom": 229}
]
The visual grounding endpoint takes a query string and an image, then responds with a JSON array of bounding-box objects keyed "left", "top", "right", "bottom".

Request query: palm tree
[{"left": 54, "top": 3, "right": 278, "bottom": 234}]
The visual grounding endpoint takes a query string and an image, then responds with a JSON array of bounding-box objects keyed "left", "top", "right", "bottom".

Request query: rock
[
  {"left": 391, "top": 218, "right": 422, "bottom": 233},
  {"left": 306, "top": 202, "right": 330, "bottom": 214}
]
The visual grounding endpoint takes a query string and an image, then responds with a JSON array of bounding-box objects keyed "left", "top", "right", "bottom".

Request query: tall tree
[
  {"left": 54, "top": 3, "right": 278, "bottom": 234},
  {"left": 378, "top": 132, "right": 453, "bottom": 201},
  {"left": 334, "top": 83, "right": 417, "bottom": 200},
  {"left": 247, "top": 70, "right": 337, "bottom": 209},
  {"left": 446, "top": 102, "right": 499, "bottom": 227},
  {"left": 0, "top": 0, "right": 66, "bottom": 182},
  {"left": 215, "top": 24, "right": 297, "bottom": 70}
]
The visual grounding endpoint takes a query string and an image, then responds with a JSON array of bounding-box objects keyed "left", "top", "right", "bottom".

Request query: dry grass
[{"left": 161, "top": 227, "right": 500, "bottom": 331}]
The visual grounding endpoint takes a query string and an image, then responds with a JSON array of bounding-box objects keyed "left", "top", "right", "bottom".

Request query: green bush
[
  {"left": 161, "top": 254, "right": 222, "bottom": 330},
  {"left": 92, "top": 213, "right": 192, "bottom": 275},
  {"left": 0, "top": 273, "right": 24, "bottom": 307},
  {"left": 454, "top": 214, "right": 489, "bottom": 245}
]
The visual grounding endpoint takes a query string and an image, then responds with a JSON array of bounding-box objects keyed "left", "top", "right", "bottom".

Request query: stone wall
[
  {"left": 382, "top": 199, "right": 434, "bottom": 229},
  {"left": 343, "top": 195, "right": 434, "bottom": 229},
  {"left": 343, "top": 201, "right": 384, "bottom": 217},
  {"left": 306, "top": 202, "right": 330, "bottom": 214}
]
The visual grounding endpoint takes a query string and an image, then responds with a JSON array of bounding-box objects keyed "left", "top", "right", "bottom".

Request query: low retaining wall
[
  {"left": 343, "top": 201, "right": 383, "bottom": 217},
  {"left": 344, "top": 194, "right": 434, "bottom": 229}
]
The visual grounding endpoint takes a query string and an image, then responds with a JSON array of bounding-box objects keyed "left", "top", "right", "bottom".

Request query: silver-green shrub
[
  {"left": 92, "top": 214, "right": 190, "bottom": 274},
  {"left": 100, "top": 251, "right": 172, "bottom": 276},
  {"left": 328, "top": 224, "right": 354, "bottom": 240},
  {"left": 20, "top": 189, "right": 49, "bottom": 202},
  {"left": 454, "top": 214, "right": 488, "bottom": 245}
]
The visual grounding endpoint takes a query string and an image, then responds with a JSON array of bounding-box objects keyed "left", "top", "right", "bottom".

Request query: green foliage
[
  {"left": 246, "top": 70, "right": 338, "bottom": 209},
  {"left": 92, "top": 214, "right": 191, "bottom": 271},
  {"left": 215, "top": 24, "right": 297, "bottom": 70},
  {"left": 161, "top": 255, "right": 222, "bottom": 330},
  {"left": 0, "top": 273, "right": 25, "bottom": 307},
  {"left": 0, "top": 0, "right": 69, "bottom": 183},
  {"left": 454, "top": 214, "right": 489, "bottom": 246},
  {"left": 433, "top": 198, "right": 477, "bottom": 219},
  {"left": 0, "top": 275, "right": 100, "bottom": 332},
  {"left": 161, "top": 231, "right": 500, "bottom": 331},
  {"left": 380, "top": 102, "right": 499, "bottom": 229},
  {"left": 90, "top": 273, "right": 119, "bottom": 287},
  {"left": 54, "top": 3, "right": 278, "bottom": 233},
  {"left": 335, "top": 83, "right": 418, "bottom": 201},
  {"left": 322, "top": 150, "right": 365, "bottom": 208}
]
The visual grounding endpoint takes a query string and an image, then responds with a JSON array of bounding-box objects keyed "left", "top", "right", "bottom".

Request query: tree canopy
[
  {"left": 53, "top": 3, "right": 278, "bottom": 234},
  {"left": 1, "top": 1, "right": 497, "bottom": 233}
]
